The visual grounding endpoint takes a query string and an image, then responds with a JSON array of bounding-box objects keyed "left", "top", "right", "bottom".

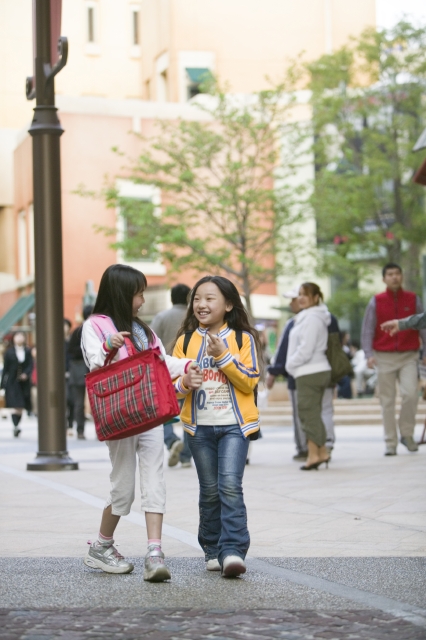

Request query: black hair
[
  {"left": 63, "top": 318, "right": 72, "bottom": 329},
  {"left": 12, "top": 331, "right": 27, "bottom": 346},
  {"left": 92, "top": 264, "right": 153, "bottom": 345},
  {"left": 82, "top": 305, "right": 94, "bottom": 321},
  {"left": 171, "top": 284, "right": 190, "bottom": 306},
  {"left": 382, "top": 263, "right": 402, "bottom": 277},
  {"left": 351, "top": 339, "right": 360, "bottom": 349},
  {"left": 177, "top": 275, "right": 262, "bottom": 358},
  {"left": 300, "top": 282, "right": 324, "bottom": 305}
]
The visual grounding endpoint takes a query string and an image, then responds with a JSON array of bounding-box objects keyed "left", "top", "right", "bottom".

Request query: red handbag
[{"left": 86, "top": 339, "right": 180, "bottom": 441}]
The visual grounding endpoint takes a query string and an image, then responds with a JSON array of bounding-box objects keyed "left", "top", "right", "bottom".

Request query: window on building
[
  {"left": 88, "top": 6, "right": 95, "bottom": 42},
  {"left": 18, "top": 210, "right": 28, "bottom": 280},
  {"left": 132, "top": 10, "right": 139, "bottom": 45},
  {"left": 185, "top": 68, "right": 212, "bottom": 101},
  {"left": 118, "top": 195, "right": 158, "bottom": 263},
  {"left": 158, "top": 70, "right": 168, "bottom": 102}
]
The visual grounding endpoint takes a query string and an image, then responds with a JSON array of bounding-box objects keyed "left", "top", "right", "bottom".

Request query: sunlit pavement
[{"left": 1, "top": 410, "right": 425, "bottom": 639}]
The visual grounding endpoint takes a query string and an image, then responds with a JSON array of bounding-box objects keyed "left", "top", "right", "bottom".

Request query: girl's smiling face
[
  {"left": 132, "top": 288, "right": 145, "bottom": 316},
  {"left": 193, "top": 282, "right": 233, "bottom": 333}
]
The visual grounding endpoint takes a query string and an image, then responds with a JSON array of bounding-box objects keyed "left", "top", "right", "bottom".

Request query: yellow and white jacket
[{"left": 173, "top": 324, "right": 260, "bottom": 438}]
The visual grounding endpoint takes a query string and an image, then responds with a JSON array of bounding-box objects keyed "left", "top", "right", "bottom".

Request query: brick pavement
[{"left": 1, "top": 608, "right": 425, "bottom": 640}]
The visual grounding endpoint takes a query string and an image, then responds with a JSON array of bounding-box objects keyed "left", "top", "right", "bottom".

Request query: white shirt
[
  {"left": 196, "top": 344, "right": 237, "bottom": 426},
  {"left": 81, "top": 319, "right": 189, "bottom": 381},
  {"left": 286, "top": 304, "right": 331, "bottom": 379},
  {"left": 15, "top": 346, "right": 25, "bottom": 363}
]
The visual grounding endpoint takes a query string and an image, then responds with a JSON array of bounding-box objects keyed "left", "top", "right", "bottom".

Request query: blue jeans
[
  {"left": 163, "top": 422, "right": 192, "bottom": 463},
  {"left": 188, "top": 424, "right": 250, "bottom": 564}
]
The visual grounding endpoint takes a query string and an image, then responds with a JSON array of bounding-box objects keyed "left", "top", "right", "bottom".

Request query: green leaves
[{"left": 310, "top": 18, "right": 426, "bottom": 302}]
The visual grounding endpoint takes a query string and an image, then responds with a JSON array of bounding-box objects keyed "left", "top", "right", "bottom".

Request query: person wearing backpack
[
  {"left": 172, "top": 275, "right": 261, "bottom": 578},
  {"left": 81, "top": 265, "right": 202, "bottom": 581}
]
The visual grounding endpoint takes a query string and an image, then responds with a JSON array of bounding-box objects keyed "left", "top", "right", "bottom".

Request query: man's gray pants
[
  {"left": 289, "top": 387, "right": 335, "bottom": 453},
  {"left": 374, "top": 350, "right": 419, "bottom": 449}
]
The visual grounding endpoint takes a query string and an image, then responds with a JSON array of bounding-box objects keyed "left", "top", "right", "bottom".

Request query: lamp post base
[{"left": 27, "top": 454, "right": 79, "bottom": 471}]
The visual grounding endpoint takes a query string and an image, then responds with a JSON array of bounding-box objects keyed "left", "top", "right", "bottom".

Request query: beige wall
[
  {"left": 0, "top": 207, "right": 15, "bottom": 274},
  {"left": 141, "top": 0, "right": 376, "bottom": 102}
]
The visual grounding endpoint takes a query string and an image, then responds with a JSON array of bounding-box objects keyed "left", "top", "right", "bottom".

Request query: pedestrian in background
[
  {"left": 1, "top": 331, "right": 33, "bottom": 437},
  {"left": 64, "top": 318, "right": 74, "bottom": 435},
  {"left": 285, "top": 283, "right": 331, "bottom": 470},
  {"left": 151, "top": 283, "right": 192, "bottom": 468},
  {"left": 361, "top": 263, "right": 425, "bottom": 455},
  {"left": 68, "top": 305, "right": 93, "bottom": 439},
  {"left": 30, "top": 346, "right": 37, "bottom": 416},
  {"left": 266, "top": 285, "right": 339, "bottom": 460}
]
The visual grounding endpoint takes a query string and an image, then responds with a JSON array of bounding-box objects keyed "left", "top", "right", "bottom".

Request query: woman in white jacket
[{"left": 285, "top": 283, "right": 331, "bottom": 470}]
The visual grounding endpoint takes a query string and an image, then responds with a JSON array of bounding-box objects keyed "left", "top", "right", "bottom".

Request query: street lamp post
[{"left": 26, "top": 0, "right": 78, "bottom": 470}]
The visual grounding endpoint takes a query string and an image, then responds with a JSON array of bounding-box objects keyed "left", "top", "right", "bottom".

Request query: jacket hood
[{"left": 294, "top": 303, "right": 331, "bottom": 327}]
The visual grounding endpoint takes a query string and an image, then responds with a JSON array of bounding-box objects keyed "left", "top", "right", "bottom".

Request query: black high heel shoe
[{"left": 300, "top": 458, "right": 329, "bottom": 471}]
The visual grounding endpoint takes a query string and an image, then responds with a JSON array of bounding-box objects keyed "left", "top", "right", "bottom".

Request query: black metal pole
[{"left": 26, "top": 0, "right": 77, "bottom": 470}]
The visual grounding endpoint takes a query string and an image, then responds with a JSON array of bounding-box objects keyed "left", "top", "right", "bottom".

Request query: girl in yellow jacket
[{"left": 173, "top": 275, "right": 261, "bottom": 578}]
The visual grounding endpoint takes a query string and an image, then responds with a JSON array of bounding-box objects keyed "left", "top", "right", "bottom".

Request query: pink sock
[
  {"left": 98, "top": 532, "right": 113, "bottom": 546},
  {"left": 148, "top": 538, "right": 161, "bottom": 548}
]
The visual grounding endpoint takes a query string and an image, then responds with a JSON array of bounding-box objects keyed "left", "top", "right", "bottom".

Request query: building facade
[{"left": 0, "top": 0, "right": 376, "bottom": 332}]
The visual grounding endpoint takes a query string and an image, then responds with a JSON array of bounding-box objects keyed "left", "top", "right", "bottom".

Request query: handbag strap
[{"left": 103, "top": 336, "right": 138, "bottom": 368}]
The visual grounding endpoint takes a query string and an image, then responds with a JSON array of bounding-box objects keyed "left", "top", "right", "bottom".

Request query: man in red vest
[{"left": 361, "top": 263, "right": 426, "bottom": 455}]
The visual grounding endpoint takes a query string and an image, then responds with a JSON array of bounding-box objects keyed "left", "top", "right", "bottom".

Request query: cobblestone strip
[{"left": 0, "top": 608, "right": 425, "bottom": 640}]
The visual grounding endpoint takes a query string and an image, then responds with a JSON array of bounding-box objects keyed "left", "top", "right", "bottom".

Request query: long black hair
[
  {"left": 177, "top": 275, "right": 262, "bottom": 357},
  {"left": 92, "top": 264, "right": 154, "bottom": 345}
]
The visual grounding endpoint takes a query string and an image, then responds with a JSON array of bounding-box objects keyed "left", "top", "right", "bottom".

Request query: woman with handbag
[
  {"left": 0, "top": 331, "right": 33, "bottom": 437},
  {"left": 285, "top": 283, "right": 332, "bottom": 471},
  {"left": 82, "top": 264, "right": 202, "bottom": 581}
]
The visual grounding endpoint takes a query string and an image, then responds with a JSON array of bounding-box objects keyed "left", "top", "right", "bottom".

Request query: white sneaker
[
  {"left": 206, "top": 559, "right": 221, "bottom": 571},
  {"left": 221, "top": 555, "right": 246, "bottom": 578},
  {"left": 84, "top": 541, "right": 134, "bottom": 574}
]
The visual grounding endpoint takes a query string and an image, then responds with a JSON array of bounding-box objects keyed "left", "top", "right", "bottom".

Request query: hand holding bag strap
[{"left": 103, "top": 337, "right": 136, "bottom": 367}]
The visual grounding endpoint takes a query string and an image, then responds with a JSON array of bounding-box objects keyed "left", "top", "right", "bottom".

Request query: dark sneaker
[
  {"left": 168, "top": 440, "right": 184, "bottom": 467},
  {"left": 221, "top": 555, "right": 246, "bottom": 578},
  {"left": 84, "top": 541, "right": 134, "bottom": 574},
  {"left": 293, "top": 452, "right": 308, "bottom": 461},
  {"left": 144, "top": 545, "right": 171, "bottom": 582},
  {"left": 401, "top": 436, "right": 418, "bottom": 452}
]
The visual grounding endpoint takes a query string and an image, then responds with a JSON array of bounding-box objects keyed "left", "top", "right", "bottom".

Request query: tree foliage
[
  {"left": 309, "top": 20, "right": 426, "bottom": 316},
  {"left": 97, "top": 71, "right": 310, "bottom": 316}
]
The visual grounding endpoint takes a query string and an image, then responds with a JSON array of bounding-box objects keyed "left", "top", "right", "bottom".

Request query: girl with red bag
[
  {"left": 173, "top": 276, "right": 261, "bottom": 577},
  {"left": 82, "top": 265, "right": 202, "bottom": 581}
]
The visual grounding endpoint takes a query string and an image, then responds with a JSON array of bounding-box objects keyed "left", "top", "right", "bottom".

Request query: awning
[
  {"left": 0, "top": 293, "right": 35, "bottom": 338},
  {"left": 186, "top": 67, "right": 212, "bottom": 84}
]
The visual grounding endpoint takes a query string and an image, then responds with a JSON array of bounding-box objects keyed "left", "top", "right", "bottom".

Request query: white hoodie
[{"left": 285, "top": 304, "right": 331, "bottom": 379}]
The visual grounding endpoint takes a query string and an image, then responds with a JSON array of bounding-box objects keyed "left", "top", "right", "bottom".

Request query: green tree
[
  {"left": 93, "top": 72, "right": 309, "bottom": 317},
  {"left": 309, "top": 20, "right": 426, "bottom": 320}
]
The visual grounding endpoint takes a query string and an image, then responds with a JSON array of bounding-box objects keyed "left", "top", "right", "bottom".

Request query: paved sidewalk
[{"left": 1, "top": 413, "right": 425, "bottom": 638}]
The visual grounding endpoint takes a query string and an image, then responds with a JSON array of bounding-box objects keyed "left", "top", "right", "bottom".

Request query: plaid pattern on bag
[{"left": 86, "top": 347, "right": 180, "bottom": 441}]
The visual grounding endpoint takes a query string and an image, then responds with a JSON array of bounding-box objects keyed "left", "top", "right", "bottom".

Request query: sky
[{"left": 376, "top": 0, "right": 426, "bottom": 29}]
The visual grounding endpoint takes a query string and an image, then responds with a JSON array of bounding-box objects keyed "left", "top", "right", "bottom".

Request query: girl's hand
[
  {"left": 206, "top": 332, "right": 227, "bottom": 358},
  {"left": 183, "top": 364, "right": 203, "bottom": 390},
  {"left": 109, "top": 332, "right": 131, "bottom": 349},
  {"left": 380, "top": 319, "right": 399, "bottom": 336},
  {"left": 19, "top": 373, "right": 28, "bottom": 381}
]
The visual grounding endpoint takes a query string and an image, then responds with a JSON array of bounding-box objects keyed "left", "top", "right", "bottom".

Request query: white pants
[
  {"left": 375, "top": 351, "right": 419, "bottom": 448},
  {"left": 105, "top": 425, "right": 166, "bottom": 516}
]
